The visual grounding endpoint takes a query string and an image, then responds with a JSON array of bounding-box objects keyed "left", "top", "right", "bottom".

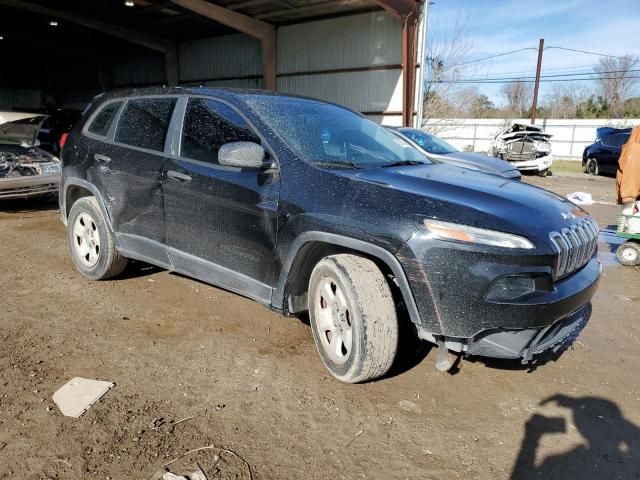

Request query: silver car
[
  {"left": 0, "top": 112, "right": 61, "bottom": 200},
  {"left": 392, "top": 127, "right": 521, "bottom": 180}
]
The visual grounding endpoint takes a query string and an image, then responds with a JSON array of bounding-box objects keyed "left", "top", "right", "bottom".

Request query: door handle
[
  {"left": 94, "top": 153, "right": 111, "bottom": 163},
  {"left": 166, "top": 170, "right": 192, "bottom": 183}
]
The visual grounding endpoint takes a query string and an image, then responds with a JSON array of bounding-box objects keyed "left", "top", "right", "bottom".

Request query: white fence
[{"left": 423, "top": 118, "right": 640, "bottom": 160}]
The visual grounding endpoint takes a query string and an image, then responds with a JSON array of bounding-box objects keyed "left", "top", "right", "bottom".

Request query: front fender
[{"left": 272, "top": 231, "right": 427, "bottom": 327}]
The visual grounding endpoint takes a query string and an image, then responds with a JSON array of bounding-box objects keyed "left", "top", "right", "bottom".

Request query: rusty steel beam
[
  {"left": 375, "top": 0, "right": 420, "bottom": 126},
  {"left": 169, "top": 0, "right": 277, "bottom": 90},
  {"left": 401, "top": 11, "right": 418, "bottom": 126},
  {"left": 0, "top": 0, "right": 180, "bottom": 86},
  {"left": 374, "top": 0, "right": 417, "bottom": 19}
]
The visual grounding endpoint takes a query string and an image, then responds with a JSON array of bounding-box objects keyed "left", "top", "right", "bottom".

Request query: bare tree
[
  {"left": 501, "top": 80, "right": 533, "bottom": 117},
  {"left": 422, "top": 19, "right": 475, "bottom": 130},
  {"left": 594, "top": 55, "right": 639, "bottom": 117},
  {"left": 544, "top": 82, "right": 590, "bottom": 119}
]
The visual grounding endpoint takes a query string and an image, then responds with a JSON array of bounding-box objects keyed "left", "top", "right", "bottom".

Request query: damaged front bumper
[
  {"left": 0, "top": 173, "right": 60, "bottom": 199},
  {"left": 466, "top": 304, "right": 589, "bottom": 362},
  {"left": 398, "top": 233, "right": 601, "bottom": 364},
  {"left": 510, "top": 155, "right": 552, "bottom": 172}
]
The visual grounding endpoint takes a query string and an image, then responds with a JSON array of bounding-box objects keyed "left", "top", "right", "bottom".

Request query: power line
[
  {"left": 476, "top": 64, "right": 598, "bottom": 78},
  {"left": 446, "top": 47, "right": 538, "bottom": 67},
  {"left": 450, "top": 68, "right": 640, "bottom": 83},
  {"left": 432, "top": 75, "right": 640, "bottom": 85},
  {"left": 545, "top": 46, "right": 632, "bottom": 60}
]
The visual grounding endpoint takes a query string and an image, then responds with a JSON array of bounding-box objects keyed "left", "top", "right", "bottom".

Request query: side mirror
[{"left": 218, "top": 141, "right": 265, "bottom": 169}]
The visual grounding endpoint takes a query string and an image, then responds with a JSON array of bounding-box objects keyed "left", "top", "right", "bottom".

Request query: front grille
[
  {"left": 549, "top": 218, "right": 599, "bottom": 280},
  {"left": 506, "top": 141, "right": 534, "bottom": 160}
]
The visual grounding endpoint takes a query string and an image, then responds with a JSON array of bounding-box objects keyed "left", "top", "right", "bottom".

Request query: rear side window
[
  {"left": 115, "top": 98, "right": 177, "bottom": 152},
  {"left": 88, "top": 101, "right": 122, "bottom": 137},
  {"left": 180, "top": 98, "right": 260, "bottom": 164},
  {"left": 604, "top": 133, "right": 629, "bottom": 148}
]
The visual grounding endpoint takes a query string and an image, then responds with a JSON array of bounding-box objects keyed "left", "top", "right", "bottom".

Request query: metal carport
[{"left": 0, "top": 0, "right": 426, "bottom": 126}]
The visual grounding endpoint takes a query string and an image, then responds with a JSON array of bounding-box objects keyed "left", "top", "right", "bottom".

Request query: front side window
[
  {"left": 115, "top": 98, "right": 176, "bottom": 152},
  {"left": 247, "top": 96, "right": 431, "bottom": 169},
  {"left": 180, "top": 98, "right": 260, "bottom": 164},
  {"left": 88, "top": 101, "right": 122, "bottom": 137}
]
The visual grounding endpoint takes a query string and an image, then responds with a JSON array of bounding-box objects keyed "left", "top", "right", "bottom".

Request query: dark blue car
[{"left": 583, "top": 127, "right": 632, "bottom": 176}]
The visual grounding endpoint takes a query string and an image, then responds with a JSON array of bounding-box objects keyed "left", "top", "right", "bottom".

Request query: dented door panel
[{"left": 162, "top": 158, "right": 280, "bottom": 287}]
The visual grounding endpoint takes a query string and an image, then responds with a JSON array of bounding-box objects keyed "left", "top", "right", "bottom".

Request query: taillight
[{"left": 59, "top": 132, "right": 68, "bottom": 149}]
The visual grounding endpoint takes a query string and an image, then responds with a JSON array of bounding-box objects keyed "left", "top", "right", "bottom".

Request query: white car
[
  {"left": 0, "top": 112, "right": 61, "bottom": 200},
  {"left": 491, "top": 123, "right": 553, "bottom": 176}
]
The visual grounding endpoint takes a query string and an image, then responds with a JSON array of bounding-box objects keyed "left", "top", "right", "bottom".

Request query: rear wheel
[
  {"left": 308, "top": 254, "right": 398, "bottom": 383},
  {"left": 616, "top": 241, "right": 640, "bottom": 266},
  {"left": 586, "top": 158, "right": 599, "bottom": 176},
  {"left": 67, "top": 197, "right": 128, "bottom": 280}
]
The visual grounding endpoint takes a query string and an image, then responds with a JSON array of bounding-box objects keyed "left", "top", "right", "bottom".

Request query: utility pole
[{"left": 530, "top": 38, "right": 544, "bottom": 124}]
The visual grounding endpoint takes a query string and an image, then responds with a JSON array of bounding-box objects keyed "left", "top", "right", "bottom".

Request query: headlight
[
  {"left": 422, "top": 219, "right": 535, "bottom": 249},
  {"left": 40, "top": 162, "right": 61, "bottom": 175}
]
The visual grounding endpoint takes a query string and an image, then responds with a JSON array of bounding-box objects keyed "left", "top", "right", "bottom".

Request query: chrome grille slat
[
  {"left": 575, "top": 225, "right": 588, "bottom": 265},
  {"left": 549, "top": 219, "right": 599, "bottom": 280}
]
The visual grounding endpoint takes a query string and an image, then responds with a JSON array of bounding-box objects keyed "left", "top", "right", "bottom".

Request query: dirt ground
[{"left": 1, "top": 172, "right": 639, "bottom": 480}]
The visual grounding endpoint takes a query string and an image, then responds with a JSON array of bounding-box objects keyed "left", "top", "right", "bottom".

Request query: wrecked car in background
[
  {"left": 0, "top": 112, "right": 61, "bottom": 200},
  {"left": 60, "top": 88, "right": 600, "bottom": 383},
  {"left": 491, "top": 123, "right": 553, "bottom": 176}
]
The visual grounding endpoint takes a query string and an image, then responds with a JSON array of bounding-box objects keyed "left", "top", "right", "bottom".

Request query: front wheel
[
  {"left": 586, "top": 158, "right": 599, "bottom": 176},
  {"left": 537, "top": 168, "right": 549, "bottom": 177},
  {"left": 67, "top": 197, "right": 128, "bottom": 280},
  {"left": 308, "top": 254, "right": 398, "bottom": 383},
  {"left": 616, "top": 241, "right": 640, "bottom": 266}
]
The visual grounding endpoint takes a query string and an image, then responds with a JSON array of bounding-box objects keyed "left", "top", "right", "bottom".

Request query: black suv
[
  {"left": 60, "top": 88, "right": 601, "bottom": 383},
  {"left": 582, "top": 127, "right": 631, "bottom": 176}
]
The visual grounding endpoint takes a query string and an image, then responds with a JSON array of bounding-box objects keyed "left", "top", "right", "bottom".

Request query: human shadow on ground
[{"left": 511, "top": 394, "right": 640, "bottom": 480}]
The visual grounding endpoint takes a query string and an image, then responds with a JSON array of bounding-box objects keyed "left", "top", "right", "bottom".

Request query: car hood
[
  {"left": 431, "top": 151, "right": 518, "bottom": 175},
  {"left": 345, "top": 163, "right": 586, "bottom": 241},
  {"left": 0, "top": 112, "right": 48, "bottom": 147}
]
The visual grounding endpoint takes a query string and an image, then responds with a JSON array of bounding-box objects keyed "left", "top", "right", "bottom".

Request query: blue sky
[{"left": 426, "top": 0, "right": 640, "bottom": 106}]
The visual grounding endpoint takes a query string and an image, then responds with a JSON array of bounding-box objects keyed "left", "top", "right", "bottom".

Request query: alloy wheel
[
  {"left": 314, "top": 276, "right": 353, "bottom": 365},
  {"left": 72, "top": 212, "right": 101, "bottom": 268}
]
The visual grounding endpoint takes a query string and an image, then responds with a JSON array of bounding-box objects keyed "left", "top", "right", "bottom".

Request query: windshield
[
  {"left": 400, "top": 129, "right": 459, "bottom": 155},
  {"left": 247, "top": 97, "right": 431, "bottom": 169}
]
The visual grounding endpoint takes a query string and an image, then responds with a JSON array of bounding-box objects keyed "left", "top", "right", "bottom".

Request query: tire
[
  {"left": 537, "top": 168, "right": 549, "bottom": 177},
  {"left": 616, "top": 241, "right": 640, "bottom": 266},
  {"left": 586, "top": 158, "right": 599, "bottom": 176},
  {"left": 308, "top": 254, "right": 398, "bottom": 383},
  {"left": 67, "top": 196, "right": 128, "bottom": 280}
]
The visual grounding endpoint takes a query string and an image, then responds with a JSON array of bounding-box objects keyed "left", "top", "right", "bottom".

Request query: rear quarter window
[
  {"left": 87, "top": 101, "right": 122, "bottom": 137},
  {"left": 115, "top": 98, "right": 177, "bottom": 152}
]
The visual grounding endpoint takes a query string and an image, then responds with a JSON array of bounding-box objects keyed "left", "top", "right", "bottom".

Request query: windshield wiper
[
  {"left": 380, "top": 160, "right": 426, "bottom": 168},
  {"left": 313, "top": 160, "right": 360, "bottom": 169}
]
